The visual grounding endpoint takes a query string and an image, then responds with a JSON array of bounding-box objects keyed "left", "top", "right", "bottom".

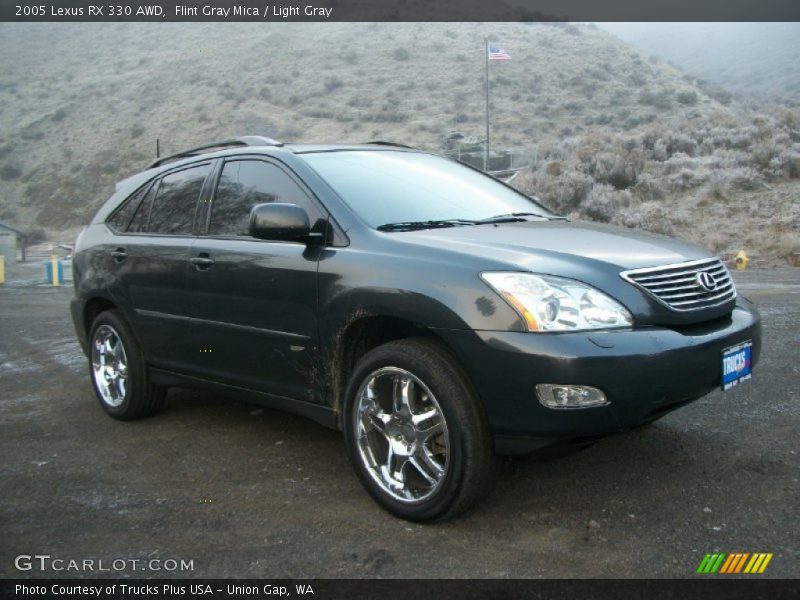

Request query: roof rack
[
  {"left": 365, "top": 141, "right": 414, "bottom": 149},
  {"left": 149, "top": 136, "right": 283, "bottom": 169}
]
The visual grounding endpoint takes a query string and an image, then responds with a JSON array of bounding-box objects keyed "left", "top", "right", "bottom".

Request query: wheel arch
[
  {"left": 328, "top": 312, "right": 467, "bottom": 427},
  {"left": 83, "top": 296, "right": 118, "bottom": 340}
]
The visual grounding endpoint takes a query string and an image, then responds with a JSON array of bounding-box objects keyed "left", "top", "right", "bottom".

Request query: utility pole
[{"left": 484, "top": 36, "right": 490, "bottom": 172}]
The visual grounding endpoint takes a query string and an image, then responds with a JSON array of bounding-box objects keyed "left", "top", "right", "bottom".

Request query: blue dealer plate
[{"left": 721, "top": 341, "right": 752, "bottom": 391}]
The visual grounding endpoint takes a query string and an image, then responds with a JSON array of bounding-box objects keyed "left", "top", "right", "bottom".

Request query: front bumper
[{"left": 435, "top": 299, "right": 762, "bottom": 455}]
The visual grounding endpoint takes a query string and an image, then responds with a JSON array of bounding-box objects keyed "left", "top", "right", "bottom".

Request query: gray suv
[{"left": 70, "top": 137, "right": 761, "bottom": 521}]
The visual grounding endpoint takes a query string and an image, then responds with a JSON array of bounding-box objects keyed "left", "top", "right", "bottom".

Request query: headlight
[{"left": 480, "top": 272, "right": 633, "bottom": 332}]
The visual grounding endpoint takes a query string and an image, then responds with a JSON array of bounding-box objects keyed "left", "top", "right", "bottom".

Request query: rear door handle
[
  {"left": 190, "top": 255, "right": 215, "bottom": 269},
  {"left": 110, "top": 248, "right": 127, "bottom": 262}
]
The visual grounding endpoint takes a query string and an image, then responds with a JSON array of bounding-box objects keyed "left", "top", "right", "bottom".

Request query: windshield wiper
[
  {"left": 376, "top": 219, "right": 477, "bottom": 232},
  {"left": 474, "top": 212, "right": 566, "bottom": 223},
  {"left": 377, "top": 213, "right": 568, "bottom": 232}
]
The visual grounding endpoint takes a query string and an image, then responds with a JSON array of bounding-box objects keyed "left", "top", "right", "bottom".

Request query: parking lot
[{"left": 0, "top": 267, "right": 798, "bottom": 578}]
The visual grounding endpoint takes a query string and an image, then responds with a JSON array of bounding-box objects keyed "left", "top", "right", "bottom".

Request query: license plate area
[{"left": 722, "top": 341, "right": 752, "bottom": 391}]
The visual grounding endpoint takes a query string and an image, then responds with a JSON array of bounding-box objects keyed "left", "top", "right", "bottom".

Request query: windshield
[{"left": 302, "top": 150, "right": 556, "bottom": 229}]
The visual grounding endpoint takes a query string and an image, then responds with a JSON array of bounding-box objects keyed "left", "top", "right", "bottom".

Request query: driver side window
[{"left": 209, "top": 160, "right": 319, "bottom": 237}]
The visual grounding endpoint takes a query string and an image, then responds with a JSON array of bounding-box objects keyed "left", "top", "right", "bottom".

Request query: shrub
[
  {"left": 279, "top": 124, "right": 303, "bottom": 139},
  {"left": 393, "top": 47, "right": 410, "bottom": 61},
  {"left": 775, "top": 148, "right": 800, "bottom": 178},
  {"left": 676, "top": 91, "right": 698, "bottom": 106},
  {"left": 668, "top": 167, "right": 707, "bottom": 192},
  {"left": 697, "top": 81, "right": 733, "bottom": 105},
  {"left": 21, "top": 128, "right": 44, "bottom": 141},
  {"left": 324, "top": 76, "right": 344, "bottom": 92},
  {"left": 728, "top": 167, "right": 766, "bottom": 190},
  {"left": 348, "top": 96, "right": 373, "bottom": 108},
  {"left": 588, "top": 151, "right": 640, "bottom": 190},
  {"left": 514, "top": 167, "right": 592, "bottom": 214},
  {"left": 696, "top": 174, "right": 729, "bottom": 206},
  {"left": 369, "top": 104, "right": 408, "bottom": 123},
  {"left": 612, "top": 202, "right": 679, "bottom": 236},
  {"left": 632, "top": 173, "right": 666, "bottom": 201},
  {"left": 638, "top": 88, "right": 673, "bottom": 110},
  {"left": 581, "top": 184, "right": 633, "bottom": 223},
  {"left": 665, "top": 131, "right": 697, "bottom": 156},
  {"left": 304, "top": 108, "right": 334, "bottom": 119},
  {"left": 751, "top": 141, "right": 779, "bottom": 170},
  {"left": 0, "top": 163, "right": 22, "bottom": 180}
]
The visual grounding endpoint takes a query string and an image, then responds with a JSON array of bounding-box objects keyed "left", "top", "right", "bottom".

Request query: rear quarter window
[
  {"left": 106, "top": 183, "right": 150, "bottom": 233},
  {"left": 128, "top": 183, "right": 156, "bottom": 233}
]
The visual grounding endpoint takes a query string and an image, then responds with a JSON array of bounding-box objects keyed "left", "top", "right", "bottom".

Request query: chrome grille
[{"left": 620, "top": 258, "right": 736, "bottom": 311}]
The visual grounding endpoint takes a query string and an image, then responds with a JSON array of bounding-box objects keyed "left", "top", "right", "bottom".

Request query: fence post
[{"left": 51, "top": 254, "right": 60, "bottom": 287}]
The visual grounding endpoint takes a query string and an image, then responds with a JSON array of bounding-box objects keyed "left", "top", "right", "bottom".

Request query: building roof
[{"left": 0, "top": 221, "right": 23, "bottom": 234}]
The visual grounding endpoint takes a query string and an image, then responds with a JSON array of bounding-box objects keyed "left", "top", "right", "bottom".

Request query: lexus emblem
[{"left": 696, "top": 271, "right": 718, "bottom": 292}]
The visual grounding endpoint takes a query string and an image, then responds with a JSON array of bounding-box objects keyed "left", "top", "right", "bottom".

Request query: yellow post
[
  {"left": 0, "top": 255, "right": 4, "bottom": 285},
  {"left": 735, "top": 250, "right": 750, "bottom": 271},
  {"left": 51, "top": 254, "right": 59, "bottom": 287}
]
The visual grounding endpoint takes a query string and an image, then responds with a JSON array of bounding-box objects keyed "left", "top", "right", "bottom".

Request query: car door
[
  {"left": 107, "top": 161, "right": 213, "bottom": 373},
  {"left": 185, "top": 157, "right": 327, "bottom": 402}
]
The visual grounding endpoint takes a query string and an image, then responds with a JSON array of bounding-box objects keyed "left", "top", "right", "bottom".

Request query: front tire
[
  {"left": 343, "top": 338, "right": 495, "bottom": 521},
  {"left": 88, "top": 309, "right": 165, "bottom": 420}
]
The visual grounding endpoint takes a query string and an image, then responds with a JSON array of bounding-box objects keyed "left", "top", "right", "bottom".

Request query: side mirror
[{"left": 249, "top": 203, "right": 318, "bottom": 242}]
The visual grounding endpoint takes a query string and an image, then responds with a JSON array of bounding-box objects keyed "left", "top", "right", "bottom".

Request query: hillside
[
  {"left": 0, "top": 22, "right": 724, "bottom": 226},
  {"left": 599, "top": 23, "right": 800, "bottom": 104},
  {"left": 0, "top": 22, "right": 797, "bottom": 264}
]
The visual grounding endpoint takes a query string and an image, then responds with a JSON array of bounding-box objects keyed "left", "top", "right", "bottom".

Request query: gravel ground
[{"left": 0, "top": 267, "right": 798, "bottom": 579}]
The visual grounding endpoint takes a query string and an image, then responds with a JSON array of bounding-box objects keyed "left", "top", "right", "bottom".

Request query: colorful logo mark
[{"left": 696, "top": 552, "right": 773, "bottom": 574}]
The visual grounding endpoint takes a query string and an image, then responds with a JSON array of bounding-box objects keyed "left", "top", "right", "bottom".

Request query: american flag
[{"left": 488, "top": 45, "right": 511, "bottom": 61}]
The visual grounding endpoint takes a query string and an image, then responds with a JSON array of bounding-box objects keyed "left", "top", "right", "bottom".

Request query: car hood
[{"left": 400, "top": 219, "right": 711, "bottom": 272}]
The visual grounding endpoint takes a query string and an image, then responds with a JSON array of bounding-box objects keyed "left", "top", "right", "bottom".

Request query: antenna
[{"left": 156, "top": 138, "right": 160, "bottom": 159}]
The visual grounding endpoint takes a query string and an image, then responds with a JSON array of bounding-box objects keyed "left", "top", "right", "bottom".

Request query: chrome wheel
[
  {"left": 353, "top": 367, "right": 450, "bottom": 503},
  {"left": 91, "top": 324, "right": 128, "bottom": 408}
]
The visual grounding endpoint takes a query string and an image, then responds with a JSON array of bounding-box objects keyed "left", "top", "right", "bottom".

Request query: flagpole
[{"left": 484, "top": 36, "right": 490, "bottom": 172}]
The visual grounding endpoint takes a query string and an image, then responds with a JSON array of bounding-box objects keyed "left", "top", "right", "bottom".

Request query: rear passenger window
[
  {"left": 148, "top": 164, "right": 210, "bottom": 235},
  {"left": 107, "top": 183, "right": 150, "bottom": 233},
  {"left": 209, "top": 160, "right": 318, "bottom": 237}
]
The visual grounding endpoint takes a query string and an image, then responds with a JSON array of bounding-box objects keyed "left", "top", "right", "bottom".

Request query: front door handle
[
  {"left": 190, "top": 255, "right": 215, "bottom": 269},
  {"left": 110, "top": 248, "right": 127, "bottom": 262}
]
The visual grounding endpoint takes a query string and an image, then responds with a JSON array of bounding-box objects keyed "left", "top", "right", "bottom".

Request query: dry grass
[{"left": 513, "top": 109, "right": 800, "bottom": 264}]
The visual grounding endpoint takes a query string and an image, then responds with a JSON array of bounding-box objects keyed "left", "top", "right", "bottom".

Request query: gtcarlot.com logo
[
  {"left": 14, "top": 554, "right": 194, "bottom": 573},
  {"left": 696, "top": 552, "right": 773, "bottom": 574}
]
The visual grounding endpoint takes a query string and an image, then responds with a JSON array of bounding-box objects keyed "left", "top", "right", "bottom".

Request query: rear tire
[
  {"left": 88, "top": 309, "right": 165, "bottom": 420},
  {"left": 342, "top": 337, "right": 495, "bottom": 522}
]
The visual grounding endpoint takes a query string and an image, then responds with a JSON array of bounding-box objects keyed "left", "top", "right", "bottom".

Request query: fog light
[{"left": 535, "top": 384, "right": 608, "bottom": 409}]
